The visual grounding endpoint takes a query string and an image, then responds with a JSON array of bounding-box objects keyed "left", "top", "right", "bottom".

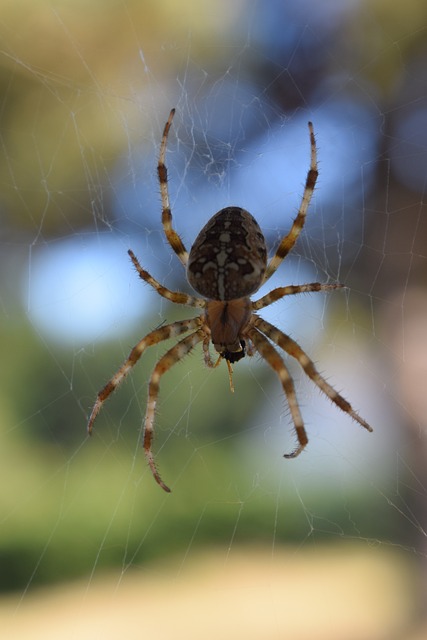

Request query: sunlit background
[{"left": 1, "top": 0, "right": 427, "bottom": 638}]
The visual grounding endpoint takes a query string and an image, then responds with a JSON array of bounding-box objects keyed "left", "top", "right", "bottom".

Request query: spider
[{"left": 88, "top": 108, "right": 372, "bottom": 493}]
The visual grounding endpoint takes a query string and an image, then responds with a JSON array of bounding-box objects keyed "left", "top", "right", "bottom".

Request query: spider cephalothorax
[{"left": 88, "top": 108, "right": 372, "bottom": 492}]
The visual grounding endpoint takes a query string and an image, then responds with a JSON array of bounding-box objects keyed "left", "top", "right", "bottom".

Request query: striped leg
[
  {"left": 157, "top": 108, "right": 189, "bottom": 266},
  {"left": 144, "top": 329, "right": 205, "bottom": 492},
  {"left": 252, "top": 282, "right": 343, "bottom": 311},
  {"left": 248, "top": 326, "right": 308, "bottom": 457},
  {"left": 254, "top": 317, "right": 373, "bottom": 435},
  {"left": 87, "top": 318, "right": 200, "bottom": 435},
  {"left": 263, "top": 122, "right": 318, "bottom": 283},
  {"left": 128, "top": 249, "right": 205, "bottom": 308},
  {"left": 202, "top": 334, "right": 217, "bottom": 367}
]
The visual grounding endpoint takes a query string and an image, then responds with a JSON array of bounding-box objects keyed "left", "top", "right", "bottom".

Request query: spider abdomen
[{"left": 187, "top": 206, "right": 267, "bottom": 300}]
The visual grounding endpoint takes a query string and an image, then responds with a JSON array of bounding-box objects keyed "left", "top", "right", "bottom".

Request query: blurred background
[{"left": 1, "top": 0, "right": 427, "bottom": 638}]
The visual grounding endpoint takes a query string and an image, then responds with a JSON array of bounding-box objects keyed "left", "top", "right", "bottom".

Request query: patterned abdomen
[{"left": 187, "top": 206, "right": 267, "bottom": 300}]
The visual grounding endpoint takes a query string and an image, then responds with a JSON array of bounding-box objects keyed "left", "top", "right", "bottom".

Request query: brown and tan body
[{"left": 88, "top": 109, "right": 372, "bottom": 493}]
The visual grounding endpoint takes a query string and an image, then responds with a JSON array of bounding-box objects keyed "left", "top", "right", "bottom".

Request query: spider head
[{"left": 221, "top": 339, "right": 246, "bottom": 363}]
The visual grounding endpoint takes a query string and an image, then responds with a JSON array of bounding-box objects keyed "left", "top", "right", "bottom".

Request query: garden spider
[{"left": 88, "top": 108, "right": 372, "bottom": 492}]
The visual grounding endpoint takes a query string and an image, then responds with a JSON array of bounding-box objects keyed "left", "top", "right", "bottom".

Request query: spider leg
[
  {"left": 144, "top": 329, "right": 206, "bottom": 492},
  {"left": 252, "top": 282, "right": 344, "bottom": 311},
  {"left": 263, "top": 122, "right": 318, "bottom": 283},
  {"left": 247, "top": 326, "right": 308, "bottom": 457},
  {"left": 128, "top": 249, "right": 205, "bottom": 308},
  {"left": 254, "top": 317, "right": 373, "bottom": 435},
  {"left": 87, "top": 317, "right": 200, "bottom": 435},
  {"left": 158, "top": 108, "right": 189, "bottom": 267},
  {"left": 202, "top": 334, "right": 216, "bottom": 368}
]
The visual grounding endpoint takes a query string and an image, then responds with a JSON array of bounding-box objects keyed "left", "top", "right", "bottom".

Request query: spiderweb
[{"left": 1, "top": 1, "right": 427, "bottom": 638}]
